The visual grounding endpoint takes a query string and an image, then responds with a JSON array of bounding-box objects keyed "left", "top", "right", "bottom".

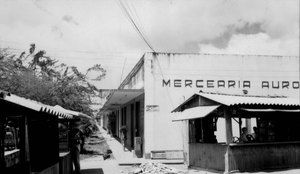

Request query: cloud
[
  {"left": 51, "top": 26, "right": 64, "bottom": 38},
  {"left": 137, "top": 0, "right": 298, "bottom": 55},
  {"left": 200, "top": 22, "right": 265, "bottom": 49},
  {"left": 199, "top": 33, "right": 299, "bottom": 56},
  {"left": 1, "top": 0, "right": 297, "bottom": 55},
  {"left": 0, "top": 0, "right": 298, "bottom": 88},
  {"left": 192, "top": 0, "right": 299, "bottom": 56},
  {"left": 62, "top": 15, "right": 79, "bottom": 26},
  {"left": 0, "top": 0, "right": 54, "bottom": 27}
]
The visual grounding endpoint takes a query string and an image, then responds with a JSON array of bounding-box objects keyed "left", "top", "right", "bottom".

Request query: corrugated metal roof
[
  {"left": 241, "top": 108, "right": 300, "bottom": 112},
  {"left": 54, "top": 105, "right": 91, "bottom": 119},
  {"left": 1, "top": 93, "right": 73, "bottom": 119},
  {"left": 198, "top": 92, "right": 300, "bottom": 106},
  {"left": 172, "top": 92, "right": 300, "bottom": 112}
]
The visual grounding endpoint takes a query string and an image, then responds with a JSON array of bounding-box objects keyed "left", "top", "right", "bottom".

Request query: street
[{"left": 80, "top": 127, "right": 300, "bottom": 174}]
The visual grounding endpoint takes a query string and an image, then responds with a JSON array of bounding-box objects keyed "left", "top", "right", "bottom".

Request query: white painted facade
[
  {"left": 143, "top": 53, "right": 299, "bottom": 156},
  {"left": 102, "top": 53, "right": 300, "bottom": 157}
]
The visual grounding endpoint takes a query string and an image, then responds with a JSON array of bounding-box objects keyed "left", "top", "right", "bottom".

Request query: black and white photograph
[{"left": 0, "top": 0, "right": 299, "bottom": 174}]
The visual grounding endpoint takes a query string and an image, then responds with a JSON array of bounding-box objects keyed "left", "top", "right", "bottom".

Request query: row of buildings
[{"left": 99, "top": 52, "right": 300, "bottom": 173}]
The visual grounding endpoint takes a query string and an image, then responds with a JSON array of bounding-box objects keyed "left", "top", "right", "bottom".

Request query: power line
[
  {"left": 3, "top": 45, "right": 146, "bottom": 55},
  {"left": 0, "top": 39, "right": 148, "bottom": 56},
  {"left": 120, "top": 57, "right": 127, "bottom": 84},
  {"left": 122, "top": 0, "right": 153, "bottom": 51},
  {"left": 6, "top": 52, "right": 140, "bottom": 66},
  {"left": 116, "top": 0, "right": 156, "bottom": 52},
  {"left": 3, "top": 46, "right": 143, "bottom": 61}
]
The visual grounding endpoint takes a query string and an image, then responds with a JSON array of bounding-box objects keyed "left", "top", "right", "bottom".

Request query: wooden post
[
  {"left": 239, "top": 117, "right": 242, "bottom": 136},
  {"left": 224, "top": 147, "right": 230, "bottom": 174},
  {"left": 21, "top": 115, "right": 31, "bottom": 174},
  {"left": 0, "top": 116, "right": 5, "bottom": 171},
  {"left": 182, "top": 120, "right": 189, "bottom": 166},
  {"left": 224, "top": 109, "right": 233, "bottom": 144},
  {"left": 224, "top": 109, "right": 233, "bottom": 173},
  {"left": 246, "top": 119, "right": 252, "bottom": 134}
]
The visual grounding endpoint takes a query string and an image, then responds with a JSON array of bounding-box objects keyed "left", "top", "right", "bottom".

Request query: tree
[{"left": 0, "top": 45, "right": 106, "bottom": 116}]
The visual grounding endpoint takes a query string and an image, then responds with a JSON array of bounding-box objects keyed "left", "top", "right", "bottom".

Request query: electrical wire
[
  {"left": 2, "top": 44, "right": 143, "bottom": 62},
  {"left": 116, "top": 0, "right": 156, "bottom": 52},
  {"left": 120, "top": 57, "right": 127, "bottom": 84},
  {"left": 122, "top": 0, "right": 153, "bottom": 52},
  {"left": 3, "top": 45, "right": 145, "bottom": 55}
]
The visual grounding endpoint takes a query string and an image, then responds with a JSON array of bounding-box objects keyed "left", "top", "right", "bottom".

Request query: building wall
[
  {"left": 113, "top": 56, "right": 146, "bottom": 154},
  {"left": 120, "top": 58, "right": 144, "bottom": 90},
  {"left": 143, "top": 53, "right": 300, "bottom": 155},
  {"left": 117, "top": 94, "right": 144, "bottom": 152}
]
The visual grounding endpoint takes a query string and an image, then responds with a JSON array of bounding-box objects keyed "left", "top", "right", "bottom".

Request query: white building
[{"left": 100, "top": 52, "right": 300, "bottom": 159}]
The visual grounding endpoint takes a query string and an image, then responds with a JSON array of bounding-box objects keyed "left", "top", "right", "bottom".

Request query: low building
[
  {"left": 0, "top": 91, "right": 77, "bottom": 174},
  {"left": 172, "top": 91, "right": 300, "bottom": 172},
  {"left": 99, "top": 52, "right": 300, "bottom": 159}
]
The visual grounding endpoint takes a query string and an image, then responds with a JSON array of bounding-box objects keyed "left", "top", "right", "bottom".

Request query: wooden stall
[
  {"left": 0, "top": 91, "right": 73, "bottom": 174},
  {"left": 172, "top": 92, "right": 300, "bottom": 173},
  {"left": 54, "top": 105, "right": 93, "bottom": 174}
]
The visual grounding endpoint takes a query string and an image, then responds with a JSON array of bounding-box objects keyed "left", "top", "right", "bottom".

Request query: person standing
[
  {"left": 120, "top": 126, "right": 127, "bottom": 151},
  {"left": 252, "top": 126, "right": 258, "bottom": 142},
  {"left": 240, "top": 127, "right": 249, "bottom": 143},
  {"left": 69, "top": 127, "right": 82, "bottom": 174}
]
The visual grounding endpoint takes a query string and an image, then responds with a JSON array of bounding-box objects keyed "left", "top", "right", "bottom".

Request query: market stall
[
  {"left": 172, "top": 92, "right": 300, "bottom": 173},
  {"left": 57, "top": 119, "right": 72, "bottom": 174},
  {"left": 54, "top": 105, "right": 94, "bottom": 174},
  {"left": 0, "top": 91, "right": 72, "bottom": 174}
]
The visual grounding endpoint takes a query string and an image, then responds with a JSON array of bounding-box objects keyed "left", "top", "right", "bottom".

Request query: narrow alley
[{"left": 80, "top": 126, "right": 187, "bottom": 174}]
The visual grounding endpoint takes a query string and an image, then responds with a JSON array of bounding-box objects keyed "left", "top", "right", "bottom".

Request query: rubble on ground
[
  {"left": 129, "top": 162, "right": 185, "bottom": 174},
  {"left": 103, "top": 149, "right": 112, "bottom": 160}
]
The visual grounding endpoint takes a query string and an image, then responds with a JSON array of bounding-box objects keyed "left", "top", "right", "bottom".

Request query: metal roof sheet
[
  {"left": 1, "top": 93, "right": 73, "bottom": 119},
  {"left": 241, "top": 108, "right": 300, "bottom": 112},
  {"left": 198, "top": 93, "right": 300, "bottom": 106},
  {"left": 172, "top": 92, "right": 300, "bottom": 112},
  {"left": 172, "top": 105, "right": 220, "bottom": 121},
  {"left": 54, "top": 105, "right": 91, "bottom": 119}
]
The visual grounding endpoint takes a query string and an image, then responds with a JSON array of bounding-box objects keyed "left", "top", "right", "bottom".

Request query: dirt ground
[{"left": 79, "top": 131, "right": 121, "bottom": 174}]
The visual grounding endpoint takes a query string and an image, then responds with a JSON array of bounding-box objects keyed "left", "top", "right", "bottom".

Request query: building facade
[{"left": 100, "top": 53, "right": 300, "bottom": 159}]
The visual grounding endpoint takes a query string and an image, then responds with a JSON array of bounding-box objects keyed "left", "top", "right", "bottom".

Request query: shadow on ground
[{"left": 80, "top": 168, "right": 104, "bottom": 174}]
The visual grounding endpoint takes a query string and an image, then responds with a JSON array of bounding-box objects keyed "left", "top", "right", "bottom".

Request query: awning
[
  {"left": 100, "top": 89, "right": 144, "bottom": 113},
  {"left": 172, "top": 105, "right": 220, "bottom": 121}
]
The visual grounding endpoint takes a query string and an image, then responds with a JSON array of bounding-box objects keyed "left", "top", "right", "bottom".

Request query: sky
[{"left": 0, "top": 0, "right": 299, "bottom": 88}]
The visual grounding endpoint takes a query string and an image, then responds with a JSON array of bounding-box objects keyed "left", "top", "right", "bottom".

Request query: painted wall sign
[
  {"left": 146, "top": 105, "right": 159, "bottom": 112},
  {"left": 162, "top": 79, "right": 300, "bottom": 89}
]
